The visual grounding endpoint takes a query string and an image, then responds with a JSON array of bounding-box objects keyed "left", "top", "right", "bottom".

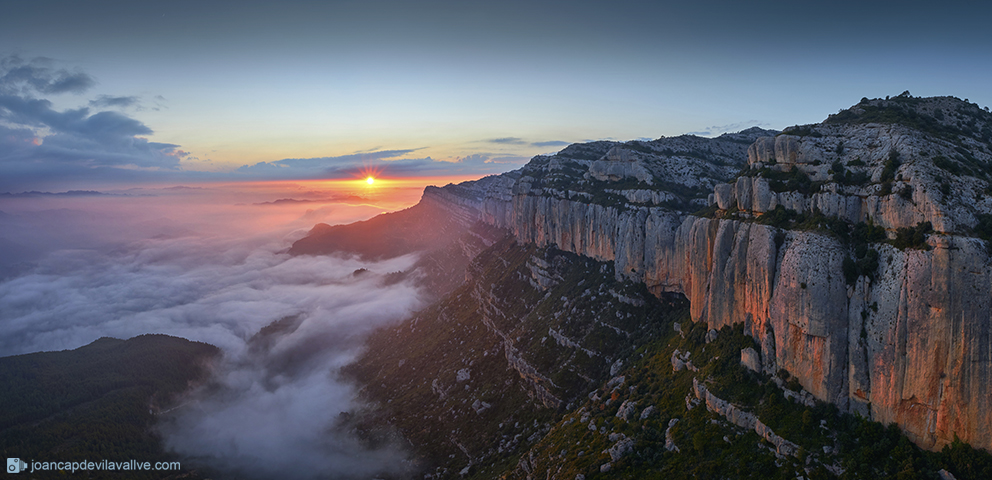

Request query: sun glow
[{"left": 366, "top": 176, "right": 375, "bottom": 185}]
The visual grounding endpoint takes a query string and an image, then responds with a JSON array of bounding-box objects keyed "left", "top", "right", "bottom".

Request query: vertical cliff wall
[{"left": 470, "top": 178, "right": 992, "bottom": 451}]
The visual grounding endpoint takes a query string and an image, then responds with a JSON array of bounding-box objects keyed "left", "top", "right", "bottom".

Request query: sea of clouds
[{"left": 0, "top": 185, "right": 425, "bottom": 479}]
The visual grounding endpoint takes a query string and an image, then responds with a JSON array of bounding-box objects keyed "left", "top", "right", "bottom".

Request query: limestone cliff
[{"left": 429, "top": 95, "right": 992, "bottom": 451}]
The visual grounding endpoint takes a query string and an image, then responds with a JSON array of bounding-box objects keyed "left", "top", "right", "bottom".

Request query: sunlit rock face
[
  {"left": 431, "top": 95, "right": 992, "bottom": 451},
  {"left": 476, "top": 182, "right": 992, "bottom": 450}
]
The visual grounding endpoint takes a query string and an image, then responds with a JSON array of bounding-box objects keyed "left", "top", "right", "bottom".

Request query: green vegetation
[
  {"left": 933, "top": 155, "right": 961, "bottom": 174},
  {"left": 533, "top": 160, "right": 712, "bottom": 213},
  {"left": 880, "top": 149, "right": 901, "bottom": 183},
  {"left": 754, "top": 207, "right": 885, "bottom": 285},
  {"left": 840, "top": 170, "right": 871, "bottom": 186},
  {"left": 756, "top": 205, "right": 802, "bottom": 229},
  {"left": 826, "top": 94, "right": 992, "bottom": 147},
  {"left": 0, "top": 335, "right": 218, "bottom": 479},
  {"left": 755, "top": 206, "right": 846, "bottom": 234},
  {"left": 829, "top": 159, "right": 871, "bottom": 186},
  {"left": 346, "top": 228, "right": 992, "bottom": 479},
  {"left": 940, "top": 179, "right": 952, "bottom": 196},
  {"left": 844, "top": 246, "right": 880, "bottom": 285},
  {"left": 345, "top": 239, "right": 688, "bottom": 478},
  {"left": 507, "top": 319, "right": 992, "bottom": 480},
  {"left": 556, "top": 142, "right": 614, "bottom": 161},
  {"left": 972, "top": 214, "right": 992, "bottom": 241},
  {"left": 841, "top": 222, "right": 886, "bottom": 285},
  {"left": 780, "top": 124, "right": 823, "bottom": 138},
  {"left": 892, "top": 221, "right": 934, "bottom": 250},
  {"left": 899, "top": 184, "right": 914, "bottom": 201},
  {"left": 692, "top": 203, "right": 720, "bottom": 219},
  {"left": 623, "top": 141, "right": 656, "bottom": 154},
  {"left": 756, "top": 168, "right": 820, "bottom": 194}
]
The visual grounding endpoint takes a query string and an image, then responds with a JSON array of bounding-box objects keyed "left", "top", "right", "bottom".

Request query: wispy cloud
[
  {"left": 530, "top": 140, "right": 570, "bottom": 148},
  {"left": 485, "top": 138, "right": 572, "bottom": 149},
  {"left": 236, "top": 149, "right": 528, "bottom": 180},
  {"left": 89, "top": 94, "right": 140, "bottom": 109},
  {"left": 455, "top": 153, "right": 530, "bottom": 165},
  {"left": 488, "top": 137, "right": 526, "bottom": 145}
]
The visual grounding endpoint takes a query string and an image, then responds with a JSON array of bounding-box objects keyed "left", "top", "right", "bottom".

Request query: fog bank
[{"left": 0, "top": 182, "right": 428, "bottom": 478}]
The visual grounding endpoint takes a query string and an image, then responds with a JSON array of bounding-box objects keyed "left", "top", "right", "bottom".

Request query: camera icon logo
[{"left": 7, "top": 458, "right": 28, "bottom": 474}]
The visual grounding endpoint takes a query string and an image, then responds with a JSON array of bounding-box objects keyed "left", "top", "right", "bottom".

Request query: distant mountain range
[{"left": 0, "top": 190, "right": 110, "bottom": 197}]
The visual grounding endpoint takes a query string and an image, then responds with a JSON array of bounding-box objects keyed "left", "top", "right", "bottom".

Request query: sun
[{"left": 357, "top": 165, "right": 383, "bottom": 187}]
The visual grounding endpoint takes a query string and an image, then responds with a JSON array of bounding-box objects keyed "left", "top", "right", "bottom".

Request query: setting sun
[{"left": 366, "top": 176, "right": 375, "bottom": 185}]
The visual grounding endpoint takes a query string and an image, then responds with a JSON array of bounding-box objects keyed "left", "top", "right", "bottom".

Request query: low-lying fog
[{"left": 0, "top": 181, "right": 434, "bottom": 479}]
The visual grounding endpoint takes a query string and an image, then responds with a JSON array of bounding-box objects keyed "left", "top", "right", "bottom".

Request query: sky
[{"left": 2, "top": 0, "right": 991, "bottom": 192}]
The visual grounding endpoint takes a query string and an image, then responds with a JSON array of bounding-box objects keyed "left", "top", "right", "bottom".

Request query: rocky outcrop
[
  {"left": 588, "top": 147, "right": 654, "bottom": 184},
  {"left": 692, "top": 378, "right": 800, "bottom": 457},
  {"left": 717, "top": 176, "right": 952, "bottom": 232},
  {"left": 664, "top": 418, "right": 680, "bottom": 452},
  {"left": 740, "top": 347, "right": 761, "bottom": 373},
  {"left": 747, "top": 135, "right": 821, "bottom": 166}
]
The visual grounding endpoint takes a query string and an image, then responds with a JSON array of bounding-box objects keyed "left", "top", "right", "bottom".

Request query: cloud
[
  {"left": 455, "top": 153, "right": 531, "bottom": 165},
  {"left": 236, "top": 149, "right": 529, "bottom": 180},
  {"left": 686, "top": 120, "right": 768, "bottom": 137},
  {"left": 488, "top": 137, "right": 525, "bottom": 145},
  {"left": 0, "top": 56, "right": 190, "bottom": 190},
  {"left": 486, "top": 138, "right": 573, "bottom": 149},
  {"left": 245, "top": 148, "right": 420, "bottom": 171},
  {"left": 530, "top": 140, "right": 570, "bottom": 148},
  {"left": 0, "top": 189, "right": 422, "bottom": 478},
  {"left": 89, "top": 95, "right": 140, "bottom": 109},
  {"left": 0, "top": 55, "right": 95, "bottom": 95}
]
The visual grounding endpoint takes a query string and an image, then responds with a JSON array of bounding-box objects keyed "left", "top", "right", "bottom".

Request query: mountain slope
[{"left": 0, "top": 335, "right": 219, "bottom": 478}]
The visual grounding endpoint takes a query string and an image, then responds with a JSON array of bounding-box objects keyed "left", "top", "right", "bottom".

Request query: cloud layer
[{"left": 0, "top": 188, "right": 423, "bottom": 479}]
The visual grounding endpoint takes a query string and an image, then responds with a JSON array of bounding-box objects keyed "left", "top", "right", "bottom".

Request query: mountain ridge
[{"left": 295, "top": 95, "right": 992, "bottom": 470}]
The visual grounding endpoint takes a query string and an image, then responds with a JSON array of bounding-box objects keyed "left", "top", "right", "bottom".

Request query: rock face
[
  {"left": 719, "top": 175, "right": 949, "bottom": 231},
  {"left": 747, "top": 134, "right": 816, "bottom": 166},
  {"left": 442, "top": 106, "right": 990, "bottom": 451},
  {"left": 472, "top": 175, "right": 992, "bottom": 450}
]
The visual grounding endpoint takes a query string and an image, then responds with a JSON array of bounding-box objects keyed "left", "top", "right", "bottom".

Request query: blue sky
[{"left": 1, "top": 0, "right": 991, "bottom": 190}]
